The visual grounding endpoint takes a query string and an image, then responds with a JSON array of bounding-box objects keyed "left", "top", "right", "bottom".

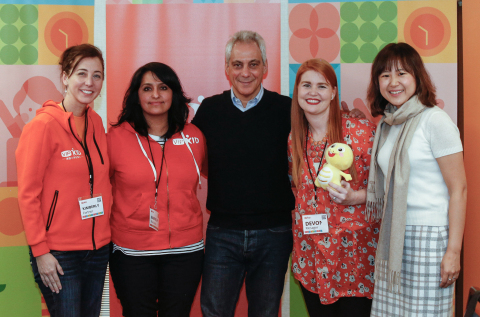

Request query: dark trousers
[
  {"left": 30, "top": 244, "right": 109, "bottom": 317},
  {"left": 300, "top": 284, "right": 372, "bottom": 317},
  {"left": 109, "top": 249, "right": 204, "bottom": 317},
  {"left": 200, "top": 224, "right": 293, "bottom": 317}
]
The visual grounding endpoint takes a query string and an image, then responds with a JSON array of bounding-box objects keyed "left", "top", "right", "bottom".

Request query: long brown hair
[
  {"left": 291, "top": 59, "right": 355, "bottom": 187},
  {"left": 367, "top": 42, "right": 436, "bottom": 117}
]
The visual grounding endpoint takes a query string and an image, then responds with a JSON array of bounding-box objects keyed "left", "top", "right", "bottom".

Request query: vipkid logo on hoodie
[
  {"left": 172, "top": 135, "right": 200, "bottom": 146},
  {"left": 61, "top": 148, "right": 82, "bottom": 160}
]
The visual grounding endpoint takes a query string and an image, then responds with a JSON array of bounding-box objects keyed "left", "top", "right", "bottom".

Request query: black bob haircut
[{"left": 113, "top": 62, "right": 191, "bottom": 138}]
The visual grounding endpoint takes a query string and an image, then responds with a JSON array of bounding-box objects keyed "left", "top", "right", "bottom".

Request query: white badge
[
  {"left": 302, "top": 214, "right": 329, "bottom": 234},
  {"left": 149, "top": 207, "right": 159, "bottom": 231},
  {"left": 78, "top": 195, "right": 104, "bottom": 220}
]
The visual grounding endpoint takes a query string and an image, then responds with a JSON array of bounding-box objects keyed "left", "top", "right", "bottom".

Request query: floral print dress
[{"left": 288, "top": 115, "right": 380, "bottom": 304}]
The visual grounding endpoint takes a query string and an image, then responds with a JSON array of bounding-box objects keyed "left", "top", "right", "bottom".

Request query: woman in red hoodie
[
  {"left": 16, "top": 44, "right": 111, "bottom": 317},
  {"left": 108, "top": 62, "right": 207, "bottom": 317}
]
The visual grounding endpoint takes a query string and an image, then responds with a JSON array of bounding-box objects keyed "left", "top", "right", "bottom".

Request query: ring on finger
[{"left": 332, "top": 197, "right": 337, "bottom": 201}]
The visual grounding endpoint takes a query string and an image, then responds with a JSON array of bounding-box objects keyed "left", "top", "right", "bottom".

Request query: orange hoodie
[
  {"left": 16, "top": 100, "right": 111, "bottom": 257},
  {"left": 108, "top": 122, "right": 206, "bottom": 250}
]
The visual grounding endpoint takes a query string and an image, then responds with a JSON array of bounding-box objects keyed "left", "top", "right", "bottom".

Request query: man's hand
[{"left": 341, "top": 101, "right": 366, "bottom": 118}]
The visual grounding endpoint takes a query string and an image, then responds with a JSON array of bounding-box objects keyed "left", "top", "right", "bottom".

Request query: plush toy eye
[
  {"left": 331, "top": 144, "right": 336, "bottom": 148},
  {"left": 339, "top": 148, "right": 343, "bottom": 152}
]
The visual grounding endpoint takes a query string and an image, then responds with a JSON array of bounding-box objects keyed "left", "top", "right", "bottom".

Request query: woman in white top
[{"left": 366, "top": 43, "right": 466, "bottom": 317}]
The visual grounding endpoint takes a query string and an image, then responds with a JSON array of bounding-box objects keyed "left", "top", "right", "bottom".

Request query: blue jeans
[
  {"left": 30, "top": 244, "right": 109, "bottom": 317},
  {"left": 200, "top": 224, "right": 293, "bottom": 317}
]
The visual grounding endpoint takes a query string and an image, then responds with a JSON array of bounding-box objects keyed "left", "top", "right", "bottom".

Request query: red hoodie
[
  {"left": 16, "top": 100, "right": 111, "bottom": 257},
  {"left": 107, "top": 122, "right": 206, "bottom": 250}
]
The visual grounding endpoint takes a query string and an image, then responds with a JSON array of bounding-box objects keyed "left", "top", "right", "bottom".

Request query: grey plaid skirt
[{"left": 370, "top": 225, "right": 454, "bottom": 317}]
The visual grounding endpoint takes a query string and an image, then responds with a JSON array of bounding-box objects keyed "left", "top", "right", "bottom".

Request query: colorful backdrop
[{"left": 0, "top": 0, "right": 458, "bottom": 316}]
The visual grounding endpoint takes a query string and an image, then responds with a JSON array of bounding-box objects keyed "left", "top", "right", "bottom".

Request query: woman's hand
[
  {"left": 440, "top": 249, "right": 461, "bottom": 288},
  {"left": 36, "top": 253, "right": 64, "bottom": 293},
  {"left": 327, "top": 181, "right": 366, "bottom": 205},
  {"left": 436, "top": 152, "right": 466, "bottom": 288}
]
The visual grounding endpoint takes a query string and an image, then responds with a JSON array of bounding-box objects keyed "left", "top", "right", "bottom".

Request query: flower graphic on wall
[{"left": 289, "top": 3, "right": 340, "bottom": 63}]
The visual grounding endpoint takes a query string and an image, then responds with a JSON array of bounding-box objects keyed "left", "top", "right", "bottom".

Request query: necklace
[{"left": 307, "top": 129, "right": 328, "bottom": 163}]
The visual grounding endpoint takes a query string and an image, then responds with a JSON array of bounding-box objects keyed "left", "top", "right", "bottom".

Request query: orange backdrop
[{"left": 462, "top": 0, "right": 480, "bottom": 313}]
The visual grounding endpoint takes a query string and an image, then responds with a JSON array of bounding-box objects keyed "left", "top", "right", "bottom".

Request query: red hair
[{"left": 291, "top": 59, "right": 356, "bottom": 187}]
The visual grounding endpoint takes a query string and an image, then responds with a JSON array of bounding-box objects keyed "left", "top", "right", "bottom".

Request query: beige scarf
[{"left": 366, "top": 96, "right": 426, "bottom": 292}]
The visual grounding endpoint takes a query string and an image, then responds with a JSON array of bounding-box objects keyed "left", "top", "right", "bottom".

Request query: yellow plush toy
[{"left": 315, "top": 143, "right": 353, "bottom": 190}]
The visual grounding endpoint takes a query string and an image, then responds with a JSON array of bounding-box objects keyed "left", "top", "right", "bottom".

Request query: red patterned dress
[{"left": 288, "top": 115, "right": 380, "bottom": 304}]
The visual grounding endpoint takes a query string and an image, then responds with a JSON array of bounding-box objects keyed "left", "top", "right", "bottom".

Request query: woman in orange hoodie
[
  {"left": 16, "top": 44, "right": 111, "bottom": 317},
  {"left": 108, "top": 62, "right": 206, "bottom": 317}
]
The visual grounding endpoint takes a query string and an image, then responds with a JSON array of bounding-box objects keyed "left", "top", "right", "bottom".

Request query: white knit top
[{"left": 377, "top": 106, "right": 463, "bottom": 226}]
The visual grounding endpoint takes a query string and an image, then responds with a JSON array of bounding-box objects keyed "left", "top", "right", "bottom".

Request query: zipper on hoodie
[
  {"left": 165, "top": 153, "right": 171, "bottom": 249},
  {"left": 45, "top": 190, "right": 59, "bottom": 231},
  {"left": 64, "top": 105, "right": 98, "bottom": 251}
]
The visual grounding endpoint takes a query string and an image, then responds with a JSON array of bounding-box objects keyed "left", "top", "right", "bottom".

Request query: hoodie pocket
[
  {"left": 124, "top": 193, "right": 168, "bottom": 232},
  {"left": 169, "top": 190, "right": 202, "bottom": 232},
  {"left": 46, "top": 190, "right": 59, "bottom": 231}
]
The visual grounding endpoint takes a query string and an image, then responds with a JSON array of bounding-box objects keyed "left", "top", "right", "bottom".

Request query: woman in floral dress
[{"left": 288, "top": 58, "right": 379, "bottom": 317}]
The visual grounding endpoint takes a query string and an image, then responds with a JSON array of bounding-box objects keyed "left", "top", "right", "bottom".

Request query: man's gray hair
[{"left": 225, "top": 30, "right": 267, "bottom": 65}]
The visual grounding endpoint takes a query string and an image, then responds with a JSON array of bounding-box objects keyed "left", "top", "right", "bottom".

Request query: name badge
[
  {"left": 302, "top": 214, "right": 328, "bottom": 234},
  {"left": 78, "top": 195, "right": 104, "bottom": 220},
  {"left": 149, "top": 207, "right": 159, "bottom": 231}
]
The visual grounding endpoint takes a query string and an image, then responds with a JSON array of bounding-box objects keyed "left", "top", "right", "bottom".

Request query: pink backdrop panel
[
  {"left": 106, "top": 3, "right": 281, "bottom": 127},
  {"left": 0, "top": 66, "right": 64, "bottom": 187},
  {"left": 106, "top": 4, "right": 280, "bottom": 316}
]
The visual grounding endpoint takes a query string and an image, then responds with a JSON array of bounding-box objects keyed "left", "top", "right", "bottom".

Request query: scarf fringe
[
  {"left": 374, "top": 260, "right": 401, "bottom": 294},
  {"left": 365, "top": 198, "right": 383, "bottom": 222}
]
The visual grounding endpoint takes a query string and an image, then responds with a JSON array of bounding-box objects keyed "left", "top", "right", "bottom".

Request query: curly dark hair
[{"left": 113, "top": 62, "right": 191, "bottom": 138}]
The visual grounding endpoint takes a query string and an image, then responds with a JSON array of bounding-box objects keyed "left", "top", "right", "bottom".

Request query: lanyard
[
  {"left": 136, "top": 134, "right": 165, "bottom": 209},
  {"left": 305, "top": 126, "right": 327, "bottom": 209},
  {"left": 62, "top": 100, "right": 94, "bottom": 197}
]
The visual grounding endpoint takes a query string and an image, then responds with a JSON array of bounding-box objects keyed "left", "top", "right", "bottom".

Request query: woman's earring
[{"left": 331, "top": 95, "right": 334, "bottom": 100}]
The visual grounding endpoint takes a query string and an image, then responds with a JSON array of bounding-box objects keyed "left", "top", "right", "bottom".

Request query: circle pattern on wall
[
  {"left": 44, "top": 11, "right": 88, "bottom": 57},
  {"left": 0, "top": 4, "right": 38, "bottom": 65},
  {"left": 340, "top": 1, "right": 397, "bottom": 63},
  {"left": 289, "top": 3, "right": 340, "bottom": 63},
  {"left": 404, "top": 7, "right": 450, "bottom": 57}
]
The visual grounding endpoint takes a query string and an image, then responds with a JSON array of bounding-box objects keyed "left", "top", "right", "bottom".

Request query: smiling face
[
  {"left": 297, "top": 70, "right": 336, "bottom": 117},
  {"left": 378, "top": 63, "right": 416, "bottom": 108},
  {"left": 138, "top": 71, "right": 172, "bottom": 123},
  {"left": 63, "top": 57, "right": 104, "bottom": 108},
  {"left": 225, "top": 41, "right": 267, "bottom": 106},
  {"left": 325, "top": 143, "right": 353, "bottom": 170}
]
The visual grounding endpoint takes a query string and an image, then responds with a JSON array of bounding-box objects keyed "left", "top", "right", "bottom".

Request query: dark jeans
[
  {"left": 200, "top": 224, "right": 293, "bottom": 317},
  {"left": 109, "top": 249, "right": 204, "bottom": 317},
  {"left": 300, "top": 284, "right": 372, "bottom": 317},
  {"left": 30, "top": 244, "right": 109, "bottom": 317}
]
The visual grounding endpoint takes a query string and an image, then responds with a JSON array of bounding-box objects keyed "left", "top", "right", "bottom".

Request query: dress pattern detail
[{"left": 288, "top": 115, "right": 380, "bottom": 304}]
